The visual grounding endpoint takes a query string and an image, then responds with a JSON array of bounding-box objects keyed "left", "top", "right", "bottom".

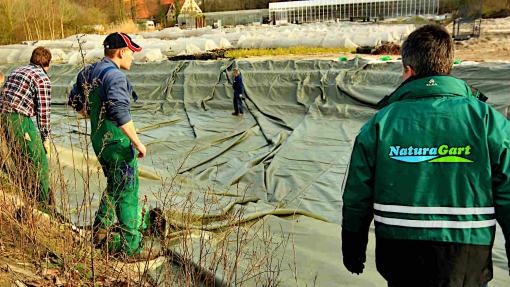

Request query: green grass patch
[{"left": 225, "top": 47, "right": 355, "bottom": 58}]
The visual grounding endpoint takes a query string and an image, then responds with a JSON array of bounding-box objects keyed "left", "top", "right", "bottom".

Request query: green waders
[
  {"left": 0, "top": 113, "right": 49, "bottom": 207},
  {"left": 89, "top": 86, "right": 148, "bottom": 256}
]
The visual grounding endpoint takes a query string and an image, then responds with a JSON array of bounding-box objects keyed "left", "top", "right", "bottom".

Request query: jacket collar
[
  {"left": 102, "top": 57, "right": 120, "bottom": 69},
  {"left": 377, "top": 75, "right": 473, "bottom": 109},
  {"left": 29, "top": 63, "right": 48, "bottom": 75}
]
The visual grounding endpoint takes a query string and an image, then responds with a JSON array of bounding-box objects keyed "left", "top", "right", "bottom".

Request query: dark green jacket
[{"left": 342, "top": 75, "right": 510, "bottom": 246}]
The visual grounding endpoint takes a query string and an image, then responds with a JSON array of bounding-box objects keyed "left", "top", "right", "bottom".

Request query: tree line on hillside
[
  {"left": 441, "top": 0, "right": 510, "bottom": 18},
  {"left": 0, "top": 0, "right": 127, "bottom": 45},
  {"left": 0, "top": 0, "right": 510, "bottom": 45}
]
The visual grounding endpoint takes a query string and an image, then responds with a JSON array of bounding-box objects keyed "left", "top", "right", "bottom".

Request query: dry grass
[
  {"left": 226, "top": 47, "right": 356, "bottom": 58},
  {"left": 104, "top": 19, "right": 141, "bottom": 35},
  {"left": 0, "top": 151, "right": 290, "bottom": 286}
]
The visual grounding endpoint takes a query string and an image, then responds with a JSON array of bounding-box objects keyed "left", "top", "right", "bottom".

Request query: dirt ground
[
  {"left": 452, "top": 17, "right": 510, "bottom": 62},
  {"left": 454, "top": 32, "right": 510, "bottom": 62}
]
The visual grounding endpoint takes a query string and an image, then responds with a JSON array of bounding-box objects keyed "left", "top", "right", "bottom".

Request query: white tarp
[{"left": 0, "top": 22, "right": 415, "bottom": 64}]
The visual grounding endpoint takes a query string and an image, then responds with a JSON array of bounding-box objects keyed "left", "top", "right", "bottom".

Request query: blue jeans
[{"left": 233, "top": 92, "right": 244, "bottom": 114}]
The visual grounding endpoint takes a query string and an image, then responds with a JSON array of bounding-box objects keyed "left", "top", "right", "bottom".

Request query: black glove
[
  {"left": 343, "top": 252, "right": 365, "bottom": 274},
  {"left": 342, "top": 229, "right": 368, "bottom": 275}
]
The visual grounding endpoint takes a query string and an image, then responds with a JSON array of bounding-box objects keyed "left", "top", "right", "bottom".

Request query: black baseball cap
[{"left": 103, "top": 32, "right": 142, "bottom": 52}]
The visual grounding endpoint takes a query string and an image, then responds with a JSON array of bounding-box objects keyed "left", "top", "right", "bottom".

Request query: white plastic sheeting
[
  {"left": 235, "top": 23, "right": 414, "bottom": 49},
  {"left": 0, "top": 22, "right": 414, "bottom": 64}
]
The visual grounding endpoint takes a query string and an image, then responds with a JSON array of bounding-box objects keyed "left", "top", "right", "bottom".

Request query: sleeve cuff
[{"left": 114, "top": 114, "right": 132, "bottom": 127}]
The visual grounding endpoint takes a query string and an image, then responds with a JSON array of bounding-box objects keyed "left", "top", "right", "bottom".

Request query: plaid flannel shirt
[{"left": 0, "top": 64, "right": 52, "bottom": 141}]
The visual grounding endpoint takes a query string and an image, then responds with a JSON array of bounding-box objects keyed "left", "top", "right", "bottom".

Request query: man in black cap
[{"left": 68, "top": 32, "right": 165, "bottom": 261}]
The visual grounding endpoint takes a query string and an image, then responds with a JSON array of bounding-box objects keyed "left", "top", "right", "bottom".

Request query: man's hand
[
  {"left": 43, "top": 140, "right": 50, "bottom": 156},
  {"left": 134, "top": 142, "right": 146, "bottom": 158},
  {"left": 78, "top": 108, "right": 88, "bottom": 118},
  {"left": 119, "top": 121, "right": 146, "bottom": 158},
  {"left": 342, "top": 228, "right": 369, "bottom": 275},
  {"left": 343, "top": 254, "right": 366, "bottom": 275}
]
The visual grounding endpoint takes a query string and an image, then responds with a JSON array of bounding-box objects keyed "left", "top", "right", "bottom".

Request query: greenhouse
[
  {"left": 202, "top": 9, "right": 269, "bottom": 27},
  {"left": 269, "top": 0, "right": 441, "bottom": 24}
]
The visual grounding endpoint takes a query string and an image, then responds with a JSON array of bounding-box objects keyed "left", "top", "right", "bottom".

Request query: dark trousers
[
  {"left": 378, "top": 237, "right": 492, "bottom": 287},
  {"left": 233, "top": 92, "right": 244, "bottom": 114}
]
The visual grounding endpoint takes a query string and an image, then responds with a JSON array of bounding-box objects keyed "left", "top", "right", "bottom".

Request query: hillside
[{"left": 124, "top": 0, "right": 175, "bottom": 19}]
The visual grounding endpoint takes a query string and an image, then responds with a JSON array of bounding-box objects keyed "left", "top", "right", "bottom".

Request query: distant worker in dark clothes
[
  {"left": 232, "top": 68, "right": 245, "bottom": 116},
  {"left": 0, "top": 47, "right": 52, "bottom": 210},
  {"left": 341, "top": 24, "right": 510, "bottom": 287}
]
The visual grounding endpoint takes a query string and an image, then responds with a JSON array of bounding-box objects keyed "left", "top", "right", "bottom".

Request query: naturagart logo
[
  {"left": 389, "top": 145, "right": 473, "bottom": 163},
  {"left": 426, "top": 79, "right": 438, "bottom": 87}
]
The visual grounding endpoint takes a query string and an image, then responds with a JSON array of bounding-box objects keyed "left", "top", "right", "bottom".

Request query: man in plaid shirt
[{"left": 0, "top": 47, "right": 52, "bottom": 209}]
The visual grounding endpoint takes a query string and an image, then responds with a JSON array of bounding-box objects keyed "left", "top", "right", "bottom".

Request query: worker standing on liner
[
  {"left": 0, "top": 47, "right": 52, "bottom": 211},
  {"left": 68, "top": 32, "right": 166, "bottom": 262},
  {"left": 232, "top": 67, "right": 245, "bottom": 116}
]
